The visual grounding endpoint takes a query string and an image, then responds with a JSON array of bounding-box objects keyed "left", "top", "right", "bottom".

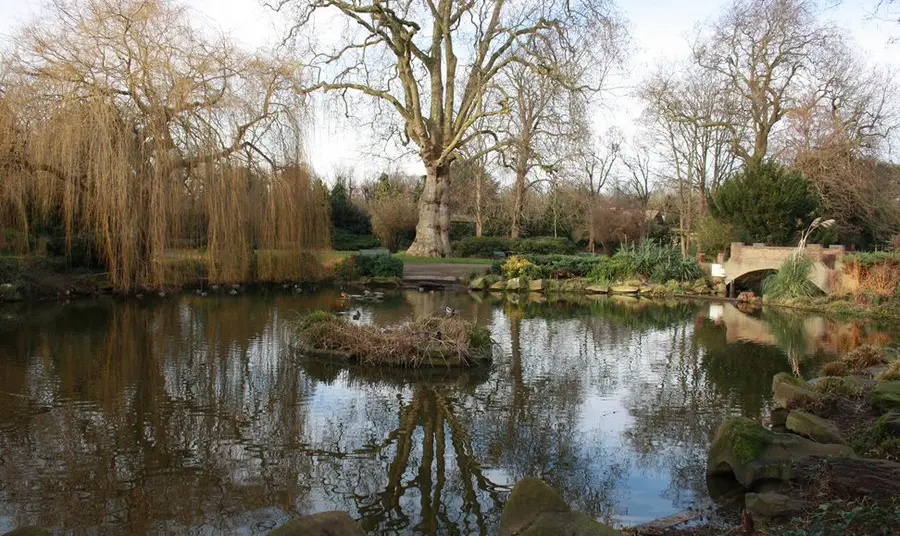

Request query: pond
[{"left": 0, "top": 290, "right": 896, "bottom": 535}]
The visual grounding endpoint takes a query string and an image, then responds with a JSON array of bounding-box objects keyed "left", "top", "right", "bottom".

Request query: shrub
[
  {"left": 333, "top": 256, "right": 361, "bottom": 281},
  {"left": 520, "top": 254, "right": 604, "bottom": 277},
  {"left": 697, "top": 216, "right": 735, "bottom": 258},
  {"left": 762, "top": 255, "right": 820, "bottom": 299},
  {"left": 355, "top": 253, "right": 404, "bottom": 278},
  {"left": 452, "top": 236, "right": 511, "bottom": 257},
  {"left": 515, "top": 237, "right": 577, "bottom": 255},
  {"left": 331, "top": 229, "right": 381, "bottom": 251},
  {"left": 588, "top": 254, "right": 636, "bottom": 284},
  {"left": 451, "top": 236, "right": 577, "bottom": 258},
  {"left": 502, "top": 255, "right": 530, "bottom": 279}
]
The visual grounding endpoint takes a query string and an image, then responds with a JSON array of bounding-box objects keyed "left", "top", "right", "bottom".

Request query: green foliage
[
  {"left": 697, "top": 215, "right": 736, "bottom": 257},
  {"left": 710, "top": 160, "right": 820, "bottom": 245},
  {"left": 587, "top": 240, "right": 701, "bottom": 284},
  {"left": 848, "top": 251, "right": 900, "bottom": 268},
  {"left": 329, "top": 181, "right": 373, "bottom": 250},
  {"left": 356, "top": 253, "right": 404, "bottom": 278},
  {"left": 451, "top": 236, "right": 577, "bottom": 257},
  {"left": 46, "top": 234, "right": 105, "bottom": 269},
  {"left": 299, "top": 310, "right": 342, "bottom": 331},
  {"left": 780, "top": 500, "right": 900, "bottom": 536},
  {"left": 330, "top": 229, "right": 381, "bottom": 251},
  {"left": 762, "top": 255, "right": 821, "bottom": 299},
  {"left": 520, "top": 254, "right": 604, "bottom": 278},
  {"left": 588, "top": 254, "right": 636, "bottom": 284},
  {"left": 333, "top": 255, "right": 361, "bottom": 281}
]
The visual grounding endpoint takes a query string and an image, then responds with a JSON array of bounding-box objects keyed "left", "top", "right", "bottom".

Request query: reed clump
[{"left": 297, "top": 312, "right": 492, "bottom": 368}]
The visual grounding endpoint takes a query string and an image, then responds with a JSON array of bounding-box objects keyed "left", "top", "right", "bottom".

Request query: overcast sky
[{"left": 0, "top": 0, "right": 897, "bottom": 180}]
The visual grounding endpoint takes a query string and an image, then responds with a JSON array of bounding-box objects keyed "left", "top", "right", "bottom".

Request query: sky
[{"left": 0, "top": 0, "right": 897, "bottom": 181}]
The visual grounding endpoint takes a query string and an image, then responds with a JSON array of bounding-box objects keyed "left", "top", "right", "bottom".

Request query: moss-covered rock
[
  {"left": 772, "top": 372, "right": 821, "bottom": 409},
  {"left": 499, "top": 477, "right": 621, "bottom": 536},
  {"left": 707, "top": 417, "right": 855, "bottom": 489},
  {"left": 269, "top": 511, "right": 364, "bottom": 535},
  {"left": 490, "top": 280, "right": 507, "bottom": 291},
  {"left": 871, "top": 381, "right": 900, "bottom": 414},
  {"left": 585, "top": 284, "right": 608, "bottom": 294},
  {"left": 744, "top": 491, "right": 812, "bottom": 520},
  {"left": 786, "top": 410, "right": 845, "bottom": 444},
  {"left": 528, "top": 279, "right": 545, "bottom": 292}
]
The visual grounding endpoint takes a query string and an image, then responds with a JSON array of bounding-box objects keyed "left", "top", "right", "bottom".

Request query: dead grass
[
  {"left": 878, "top": 360, "right": 900, "bottom": 381},
  {"left": 297, "top": 312, "right": 492, "bottom": 367},
  {"left": 842, "top": 345, "right": 886, "bottom": 370}
]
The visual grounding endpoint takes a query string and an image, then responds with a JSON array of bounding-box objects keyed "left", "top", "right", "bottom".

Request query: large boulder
[
  {"left": 499, "top": 477, "right": 620, "bottom": 536},
  {"left": 707, "top": 417, "right": 854, "bottom": 489},
  {"left": 744, "top": 491, "right": 812, "bottom": 519},
  {"left": 772, "top": 373, "right": 821, "bottom": 409},
  {"left": 269, "top": 512, "right": 364, "bottom": 536},
  {"left": 785, "top": 410, "right": 845, "bottom": 444},
  {"left": 870, "top": 381, "right": 900, "bottom": 413},
  {"left": 490, "top": 280, "right": 507, "bottom": 291},
  {"left": 469, "top": 277, "right": 488, "bottom": 290},
  {"left": 505, "top": 277, "right": 524, "bottom": 291},
  {"left": 528, "top": 279, "right": 545, "bottom": 292}
]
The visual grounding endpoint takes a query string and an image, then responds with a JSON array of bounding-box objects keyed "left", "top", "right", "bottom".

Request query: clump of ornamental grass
[
  {"left": 762, "top": 255, "right": 820, "bottom": 300},
  {"left": 843, "top": 345, "right": 886, "bottom": 370},
  {"left": 297, "top": 311, "right": 492, "bottom": 368}
]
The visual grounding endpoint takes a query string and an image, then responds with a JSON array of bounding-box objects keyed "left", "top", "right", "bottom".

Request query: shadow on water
[{"left": 0, "top": 291, "right": 896, "bottom": 534}]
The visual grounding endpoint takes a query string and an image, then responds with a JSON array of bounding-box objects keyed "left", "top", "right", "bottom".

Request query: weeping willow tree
[{"left": 0, "top": 0, "right": 329, "bottom": 289}]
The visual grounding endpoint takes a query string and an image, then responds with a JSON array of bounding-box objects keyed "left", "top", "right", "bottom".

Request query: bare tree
[
  {"left": 573, "top": 129, "right": 621, "bottom": 252},
  {"left": 621, "top": 140, "right": 653, "bottom": 210},
  {"left": 692, "top": 0, "right": 840, "bottom": 168},
  {"left": 269, "top": 0, "right": 623, "bottom": 256}
]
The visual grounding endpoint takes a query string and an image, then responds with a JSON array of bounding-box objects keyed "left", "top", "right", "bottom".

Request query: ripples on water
[{"left": 0, "top": 290, "right": 895, "bottom": 534}]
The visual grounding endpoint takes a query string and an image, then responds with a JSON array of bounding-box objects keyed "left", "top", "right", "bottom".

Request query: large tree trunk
[
  {"left": 511, "top": 166, "right": 526, "bottom": 239},
  {"left": 407, "top": 164, "right": 451, "bottom": 257},
  {"left": 475, "top": 165, "right": 483, "bottom": 238}
]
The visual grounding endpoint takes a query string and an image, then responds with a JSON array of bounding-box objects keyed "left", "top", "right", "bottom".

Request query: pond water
[{"left": 0, "top": 290, "right": 896, "bottom": 535}]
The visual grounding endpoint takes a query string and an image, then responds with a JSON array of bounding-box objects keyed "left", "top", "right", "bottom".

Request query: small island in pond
[{"left": 294, "top": 311, "right": 493, "bottom": 368}]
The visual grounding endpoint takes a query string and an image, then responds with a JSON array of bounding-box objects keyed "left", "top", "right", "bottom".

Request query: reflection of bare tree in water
[
  {"left": 343, "top": 386, "right": 506, "bottom": 535},
  {"left": 0, "top": 297, "right": 318, "bottom": 533}
]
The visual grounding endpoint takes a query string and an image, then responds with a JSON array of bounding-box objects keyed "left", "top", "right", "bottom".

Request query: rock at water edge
[
  {"left": 269, "top": 511, "right": 365, "bottom": 536},
  {"left": 469, "top": 277, "right": 488, "bottom": 290},
  {"left": 707, "top": 416, "right": 854, "bottom": 489},
  {"left": 499, "top": 477, "right": 621, "bottom": 536}
]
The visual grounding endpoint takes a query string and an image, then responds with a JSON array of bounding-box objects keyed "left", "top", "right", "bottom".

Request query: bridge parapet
[{"left": 729, "top": 242, "right": 844, "bottom": 264}]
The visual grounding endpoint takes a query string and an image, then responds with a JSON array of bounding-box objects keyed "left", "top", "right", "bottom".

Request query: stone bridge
[{"left": 721, "top": 242, "right": 845, "bottom": 295}]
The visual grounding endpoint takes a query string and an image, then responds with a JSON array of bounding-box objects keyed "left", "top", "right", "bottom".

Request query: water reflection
[{"left": 0, "top": 292, "right": 895, "bottom": 534}]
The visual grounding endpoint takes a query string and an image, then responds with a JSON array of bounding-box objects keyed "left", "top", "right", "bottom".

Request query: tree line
[{"left": 1, "top": 0, "right": 898, "bottom": 290}]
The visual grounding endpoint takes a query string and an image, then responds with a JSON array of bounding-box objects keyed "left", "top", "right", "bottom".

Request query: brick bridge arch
[{"left": 721, "top": 242, "right": 845, "bottom": 294}]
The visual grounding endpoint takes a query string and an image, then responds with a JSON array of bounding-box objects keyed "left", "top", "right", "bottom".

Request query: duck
[
  {"left": 229, "top": 289, "right": 238, "bottom": 296},
  {"left": 445, "top": 306, "right": 458, "bottom": 317},
  {"left": 352, "top": 310, "right": 361, "bottom": 320},
  {"left": 340, "top": 289, "right": 350, "bottom": 300}
]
